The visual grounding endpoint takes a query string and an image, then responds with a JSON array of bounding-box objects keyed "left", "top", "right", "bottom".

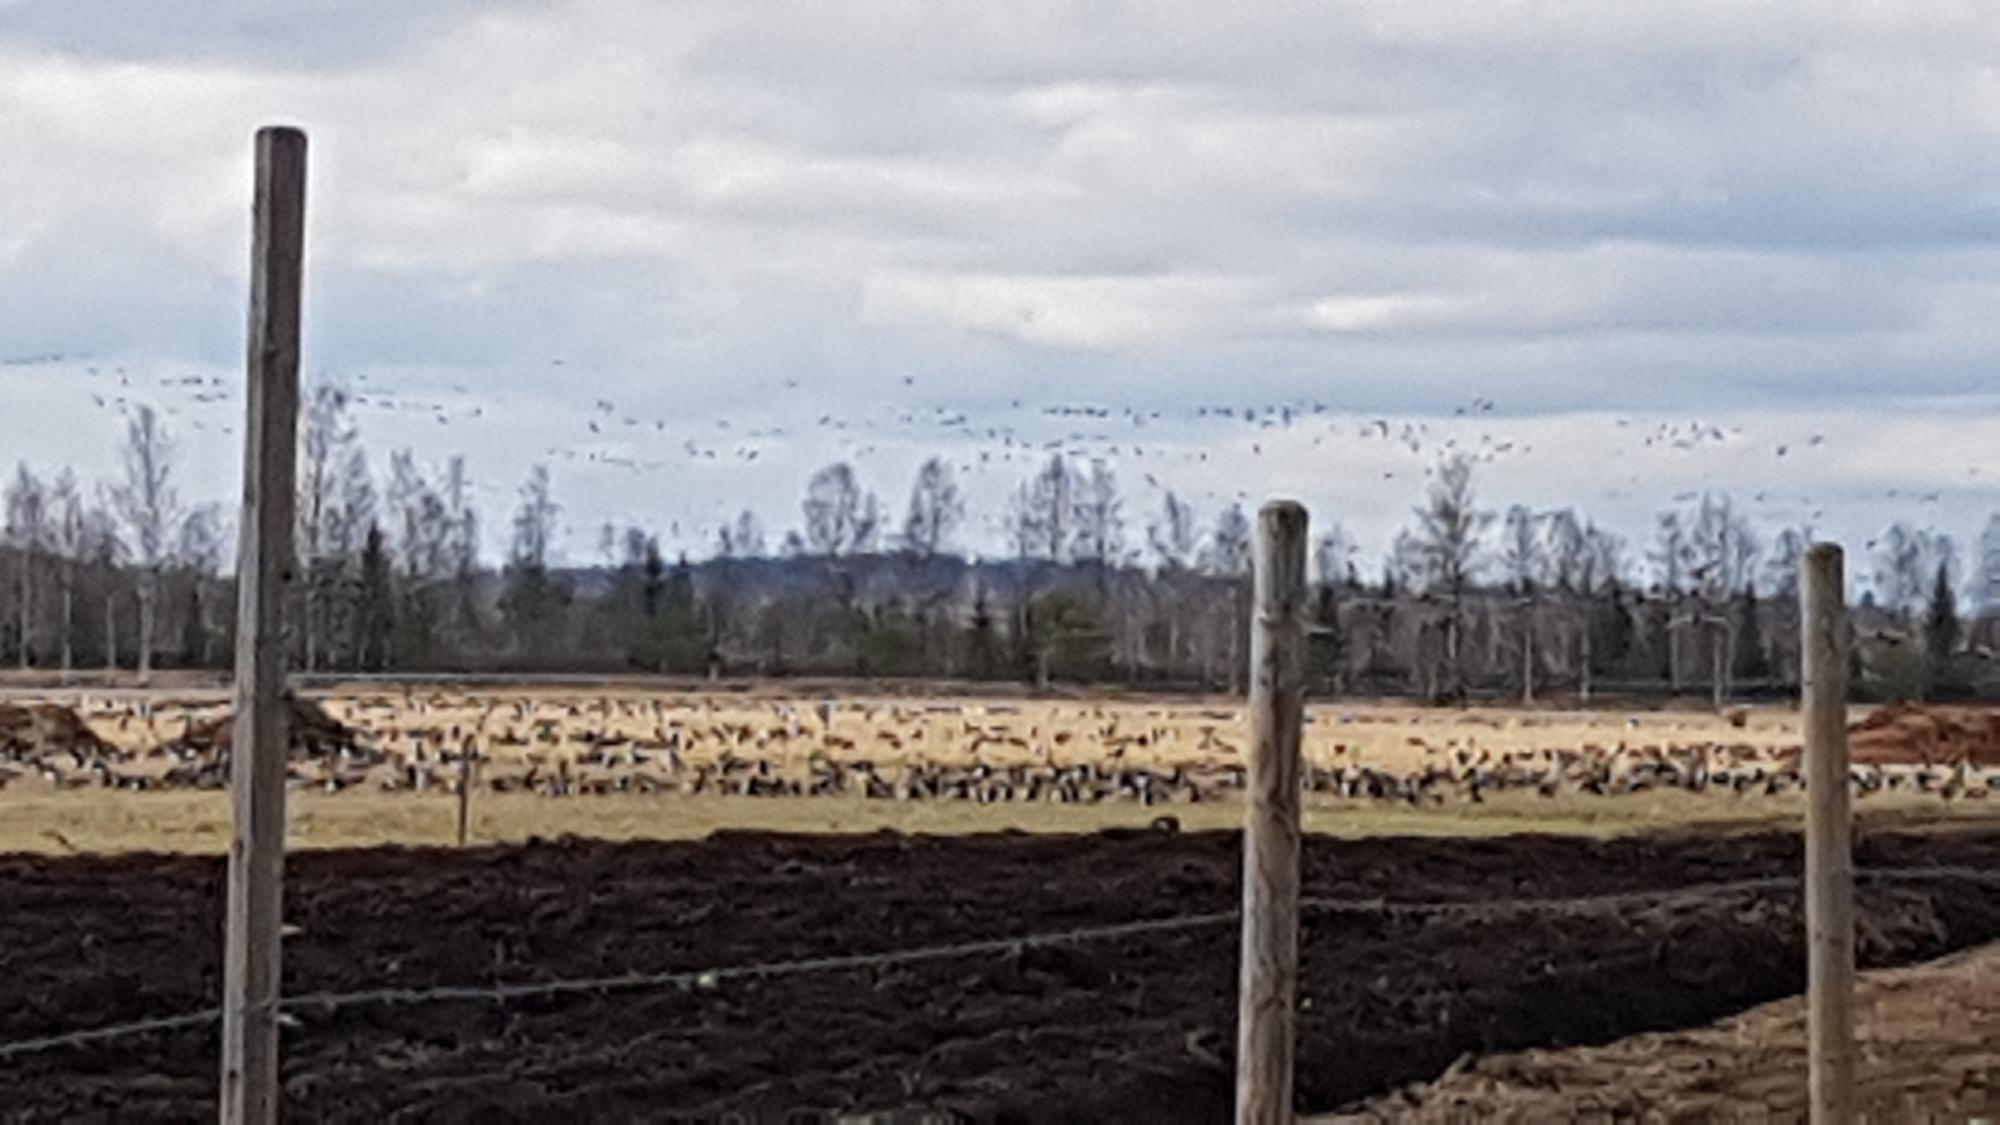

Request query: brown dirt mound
[
  {"left": 159, "top": 697, "right": 366, "bottom": 760},
  {"left": 0, "top": 703, "right": 116, "bottom": 758},
  {"left": 1848, "top": 702, "right": 2000, "bottom": 767},
  {"left": 1343, "top": 941, "right": 2000, "bottom": 1122}
]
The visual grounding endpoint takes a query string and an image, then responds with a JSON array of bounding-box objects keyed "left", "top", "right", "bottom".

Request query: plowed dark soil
[{"left": 4, "top": 828, "right": 2000, "bottom": 1123}]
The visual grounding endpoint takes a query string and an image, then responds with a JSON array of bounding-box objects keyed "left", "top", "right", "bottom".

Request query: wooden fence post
[
  {"left": 1801, "top": 543, "right": 1854, "bottom": 1123},
  {"left": 1236, "top": 500, "right": 1308, "bottom": 1125},
  {"left": 221, "top": 125, "right": 306, "bottom": 1125}
]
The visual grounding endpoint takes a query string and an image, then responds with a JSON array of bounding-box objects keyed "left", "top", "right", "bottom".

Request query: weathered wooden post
[
  {"left": 1801, "top": 543, "right": 1854, "bottom": 1123},
  {"left": 1236, "top": 500, "right": 1308, "bottom": 1125},
  {"left": 221, "top": 125, "right": 306, "bottom": 1125}
]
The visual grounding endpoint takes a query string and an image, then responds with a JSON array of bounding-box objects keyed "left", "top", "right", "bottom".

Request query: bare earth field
[
  {"left": 6, "top": 687, "right": 2000, "bottom": 1121},
  {"left": 5, "top": 828, "right": 2000, "bottom": 1122}
]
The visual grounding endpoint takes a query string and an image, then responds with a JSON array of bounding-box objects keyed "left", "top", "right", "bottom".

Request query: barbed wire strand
[{"left": 2, "top": 864, "right": 1995, "bottom": 1062}]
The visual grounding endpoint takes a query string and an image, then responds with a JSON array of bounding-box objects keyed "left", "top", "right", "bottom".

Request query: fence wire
[{"left": 2, "top": 864, "right": 1995, "bottom": 1062}]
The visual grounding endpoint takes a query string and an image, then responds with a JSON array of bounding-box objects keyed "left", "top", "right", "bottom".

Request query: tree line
[{"left": 3, "top": 386, "right": 1993, "bottom": 702}]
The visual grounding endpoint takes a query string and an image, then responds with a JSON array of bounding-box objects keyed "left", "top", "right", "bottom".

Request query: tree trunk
[
  {"left": 1216, "top": 580, "right": 1232, "bottom": 696},
  {"left": 1425, "top": 633, "right": 1440, "bottom": 703},
  {"left": 303, "top": 578, "right": 319, "bottom": 674},
  {"left": 1445, "top": 612, "right": 1462, "bottom": 701},
  {"left": 17, "top": 549, "right": 31, "bottom": 670},
  {"left": 104, "top": 592, "right": 117, "bottom": 673},
  {"left": 1521, "top": 619, "right": 1534, "bottom": 705},
  {"left": 1711, "top": 622, "right": 1727, "bottom": 710},
  {"left": 137, "top": 578, "right": 156, "bottom": 686},
  {"left": 1579, "top": 616, "right": 1593, "bottom": 705},
  {"left": 59, "top": 579, "right": 73, "bottom": 677},
  {"left": 1129, "top": 604, "right": 1147, "bottom": 686},
  {"left": 1668, "top": 618, "right": 1682, "bottom": 694}
]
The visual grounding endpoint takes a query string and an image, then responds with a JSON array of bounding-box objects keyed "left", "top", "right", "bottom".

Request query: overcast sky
[{"left": 4, "top": 1, "right": 1999, "bottom": 593}]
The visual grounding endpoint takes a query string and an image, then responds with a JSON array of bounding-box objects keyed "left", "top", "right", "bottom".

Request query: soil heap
[
  {"left": 159, "top": 696, "right": 366, "bottom": 761},
  {"left": 0, "top": 700, "right": 116, "bottom": 760},
  {"left": 1848, "top": 702, "right": 2000, "bottom": 768},
  {"left": 0, "top": 702, "right": 116, "bottom": 759}
]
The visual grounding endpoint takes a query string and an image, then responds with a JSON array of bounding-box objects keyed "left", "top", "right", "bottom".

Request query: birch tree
[
  {"left": 111, "top": 406, "right": 181, "bottom": 684},
  {"left": 5, "top": 464, "right": 48, "bottom": 669},
  {"left": 803, "top": 463, "right": 880, "bottom": 557},
  {"left": 1406, "top": 454, "right": 1491, "bottom": 700},
  {"left": 902, "top": 457, "right": 963, "bottom": 559},
  {"left": 299, "top": 384, "right": 361, "bottom": 671},
  {"left": 47, "top": 469, "right": 84, "bottom": 675}
]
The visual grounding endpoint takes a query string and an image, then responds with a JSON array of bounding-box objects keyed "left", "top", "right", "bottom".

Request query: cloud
[
  {"left": 0, "top": 0, "right": 540, "bottom": 70},
  {"left": 3, "top": 0, "right": 1999, "bottom": 565},
  {"left": 860, "top": 271, "right": 1266, "bottom": 350}
]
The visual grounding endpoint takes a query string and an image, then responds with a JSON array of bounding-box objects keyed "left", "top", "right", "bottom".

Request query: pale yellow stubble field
[
  {"left": 80, "top": 688, "right": 1817, "bottom": 774},
  {"left": 6, "top": 688, "right": 1994, "bottom": 855}
]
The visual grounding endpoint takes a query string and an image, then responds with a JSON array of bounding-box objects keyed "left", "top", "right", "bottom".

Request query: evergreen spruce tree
[
  {"left": 1926, "top": 560, "right": 1961, "bottom": 698},
  {"left": 1732, "top": 582, "right": 1772, "bottom": 685},
  {"left": 1308, "top": 583, "right": 1345, "bottom": 695},
  {"left": 355, "top": 523, "right": 395, "bottom": 673}
]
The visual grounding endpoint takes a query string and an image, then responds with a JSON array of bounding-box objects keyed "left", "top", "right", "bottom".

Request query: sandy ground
[{"left": 1337, "top": 942, "right": 2000, "bottom": 1122}]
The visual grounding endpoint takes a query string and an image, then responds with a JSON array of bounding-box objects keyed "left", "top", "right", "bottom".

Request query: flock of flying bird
[{"left": 9, "top": 347, "right": 1983, "bottom": 566}]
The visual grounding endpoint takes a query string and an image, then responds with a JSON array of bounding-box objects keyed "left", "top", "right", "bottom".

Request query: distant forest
[{"left": 5, "top": 386, "right": 1997, "bottom": 703}]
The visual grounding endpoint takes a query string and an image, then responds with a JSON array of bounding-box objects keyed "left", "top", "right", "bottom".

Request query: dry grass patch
[{"left": 6, "top": 786, "right": 1997, "bottom": 856}]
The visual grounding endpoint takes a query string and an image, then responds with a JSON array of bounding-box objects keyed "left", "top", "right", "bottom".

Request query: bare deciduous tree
[
  {"left": 1498, "top": 504, "right": 1546, "bottom": 701},
  {"left": 1147, "top": 491, "right": 1201, "bottom": 675},
  {"left": 1150, "top": 492, "right": 1200, "bottom": 572},
  {"left": 388, "top": 451, "right": 441, "bottom": 580},
  {"left": 1874, "top": 522, "right": 1955, "bottom": 620},
  {"left": 320, "top": 443, "right": 376, "bottom": 670},
  {"left": 1006, "top": 454, "right": 1078, "bottom": 564},
  {"left": 1764, "top": 525, "right": 1813, "bottom": 601},
  {"left": 1405, "top": 454, "right": 1491, "bottom": 700},
  {"left": 1071, "top": 459, "right": 1123, "bottom": 572},
  {"left": 1203, "top": 501, "right": 1253, "bottom": 692},
  {"left": 1571, "top": 520, "right": 1626, "bottom": 702},
  {"left": 719, "top": 509, "right": 767, "bottom": 558},
  {"left": 902, "top": 457, "right": 963, "bottom": 559},
  {"left": 5, "top": 464, "right": 48, "bottom": 669},
  {"left": 175, "top": 503, "right": 226, "bottom": 667},
  {"left": 501, "top": 464, "right": 565, "bottom": 651},
  {"left": 299, "top": 384, "right": 363, "bottom": 671},
  {"left": 1651, "top": 510, "right": 1689, "bottom": 691},
  {"left": 1313, "top": 523, "right": 1359, "bottom": 589},
  {"left": 110, "top": 406, "right": 181, "bottom": 684},
  {"left": 803, "top": 463, "right": 880, "bottom": 557},
  {"left": 511, "top": 464, "right": 558, "bottom": 570},
  {"left": 442, "top": 455, "right": 482, "bottom": 643},
  {"left": 47, "top": 469, "right": 84, "bottom": 675},
  {"left": 1685, "top": 493, "right": 1760, "bottom": 707},
  {"left": 1204, "top": 502, "right": 1252, "bottom": 577},
  {"left": 83, "top": 503, "right": 125, "bottom": 673}
]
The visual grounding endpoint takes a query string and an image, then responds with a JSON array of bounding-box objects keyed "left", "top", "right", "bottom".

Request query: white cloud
[
  {"left": 860, "top": 271, "right": 1265, "bottom": 350},
  {"left": 3, "top": 0, "right": 1999, "bottom": 561}
]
